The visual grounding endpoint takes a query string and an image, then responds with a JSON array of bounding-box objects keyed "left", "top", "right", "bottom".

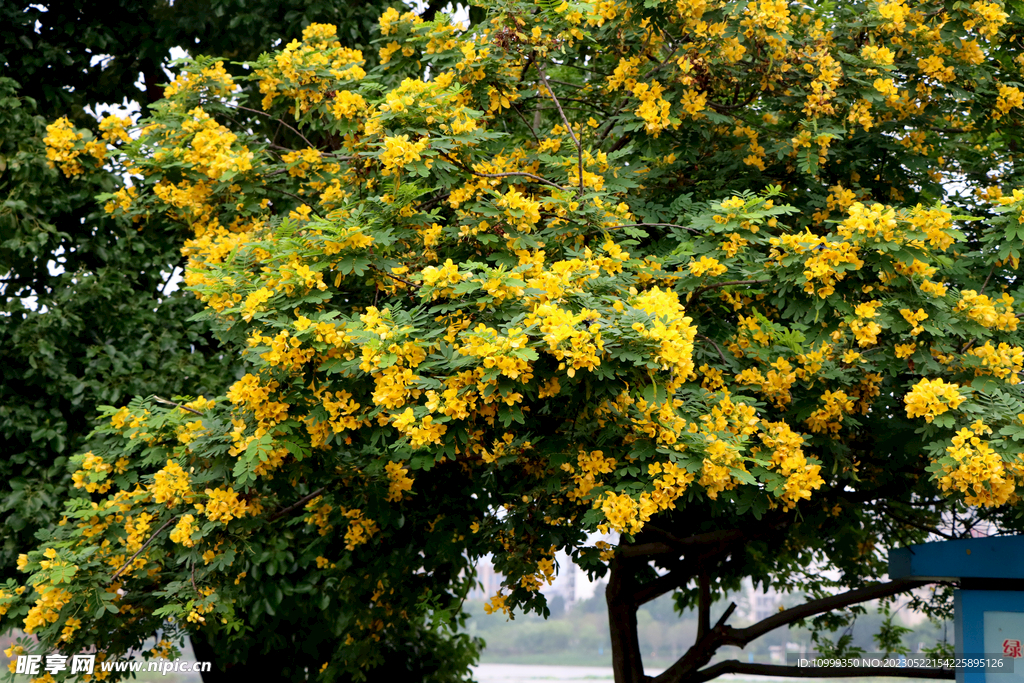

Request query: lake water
[{"left": 473, "top": 664, "right": 659, "bottom": 681}]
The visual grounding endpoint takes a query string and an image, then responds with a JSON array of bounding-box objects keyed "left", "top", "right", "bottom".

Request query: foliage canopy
[{"left": 9, "top": 0, "right": 1024, "bottom": 680}]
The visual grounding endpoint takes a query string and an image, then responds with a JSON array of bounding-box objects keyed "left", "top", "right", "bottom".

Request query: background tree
[
  {"left": 5, "top": 0, "right": 1024, "bottom": 682},
  {"left": 1, "top": 2, "right": 486, "bottom": 680}
]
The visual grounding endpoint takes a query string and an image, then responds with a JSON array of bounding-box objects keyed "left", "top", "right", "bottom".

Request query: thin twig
[
  {"left": 698, "top": 334, "right": 728, "bottom": 365},
  {"left": 614, "top": 222, "right": 699, "bottom": 234},
  {"left": 370, "top": 264, "right": 421, "bottom": 290},
  {"left": 110, "top": 516, "right": 180, "bottom": 583},
  {"left": 979, "top": 262, "right": 997, "bottom": 294},
  {"left": 535, "top": 65, "right": 580, "bottom": 150},
  {"left": 692, "top": 279, "right": 770, "bottom": 296},
  {"left": 152, "top": 396, "right": 203, "bottom": 416},
  {"left": 417, "top": 191, "right": 450, "bottom": 212},
  {"left": 230, "top": 104, "right": 318, "bottom": 151},
  {"left": 267, "top": 487, "right": 328, "bottom": 523},
  {"left": 535, "top": 64, "right": 584, "bottom": 197},
  {"left": 438, "top": 152, "right": 566, "bottom": 191},
  {"left": 263, "top": 186, "right": 325, "bottom": 220}
]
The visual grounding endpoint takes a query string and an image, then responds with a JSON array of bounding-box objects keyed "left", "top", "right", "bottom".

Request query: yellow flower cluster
[
  {"left": 180, "top": 108, "right": 253, "bottom": 180},
  {"left": 43, "top": 117, "right": 85, "bottom": 175},
  {"left": 566, "top": 449, "right": 617, "bottom": 499},
  {"left": 631, "top": 80, "right": 674, "bottom": 135},
  {"left": 735, "top": 357, "right": 797, "bottom": 407},
  {"left": 806, "top": 390, "right": 854, "bottom": 434},
  {"left": 496, "top": 188, "right": 542, "bottom": 230},
  {"left": 483, "top": 590, "right": 510, "bottom": 616},
  {"left": 599, "top": 491, "right": 657, "bottom": 535},
  {"left": 759, "top": 421, "right": 823, "bottom": 509},
  {"left": 379, "top": 134, "right": 429, "bottom": 175},
  {"left": 196, "top": 487, "right": 249, "bottom": 524},
  {"left": 151, "top": 460, "right": 192, "bottom": 505},
  {"left": 23, "top": 585, "right": 73, "bottom": 635},
  {"left": 769, "top": 230, "right": 863, "bottom": 298},
  {"left": 72, "top": 451, "right": 113, "bottom": 494},
  {"left": 956, "top": 290, "right": 1018, "bottom": 331},
  {"left": 524, "top": 304, "right": 603, "bottom": 378},
  {"left": 904, "top": 377, "right": 965, "bottom": 422},
  {"left": 970, "top": 341, "right": 1024, "bottom": 383},
  {"left": 305, "top": 498, "right": 333, "bottom": 536},
  {"left": 689, "top": 255, "right": 727, "bottom": 277},
  {"left": 169, "top": 514, "right": 197, "bottom": 547},
  {"left": 98, "top": 114, "right": 133, "bottom": 143},
  {"left": 163, "top": 60, "right": 235, "bottom": 98},
  {"left": 900, "top": 307, "right": 929, "bottom": 336},
  {"left": 938, "top": 422, "right": 1017, "bottom": 507},
  {"left": 256, "top": 23, "right": 366, "bottom": 112},
  {"left": 456, "top": 325, "right": 533, "bottom": 381},
  {"left": 647, "top": 460, "right": 695, "bottom": 511},
  {"left": 384, "top": 461, "right": 415, "bottom": 502},
  {"left": 341, "top": 507, "right": 379, "bottom": 551},
  {"left": 630, "top": 287, "right": 697, "bottom": 377}
]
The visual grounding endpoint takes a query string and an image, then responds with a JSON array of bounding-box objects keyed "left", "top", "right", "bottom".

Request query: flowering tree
[{"left": 9, "top": 0, "right": 1024, "bottom": 681}]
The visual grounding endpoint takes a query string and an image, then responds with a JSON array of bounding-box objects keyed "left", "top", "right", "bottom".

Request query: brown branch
[
  {"left": 370, "top": 264, "right": 421, "bottom": 290},
  {"left": 723, "top": 579, "right": 928, "bottom": 646},
  {"left": 698, "top": 334, "right": 728, "bottom": 365},
  {"left": 697, "top": 563, "right": 711, "bottom": 641},
  {"left": 535, "top": 65, "right": 580, "bottom": 150},
  {"left": 535, "top": 64, "right": 583, "bottom": 197},
  {"left": 693, "top": 278, "right": 770, "bottom": 296},
  {"left": 884, "top": 505, "right": 956, "bottom": 540},
  {"left": 694, "top": 661, "right": 953, "bottom": 683},
  {"left": 110, "top": 516, "right": 180, "bottom": 583},
  {"left": 654, "top": 603, "right": 736, "bottom": 683},
  {"left": 650, "top": 526, "right": 750, "bottom": 550},
  {"left": 618, "top": 542, "right": 677, "bottom": 558},
  {"left": 979, "top": 262, "right": 997, "bottom": 295},
  {"left": 620, "top": 528, "right": 749, "bottom": 559},
  {"left": 152, "top": 396, "right": 203, "bottom": 416},
  {"left": 230, "top": 104, "right": 318, "bottom": 151},
  {"left": 707, "top": 87, "right": 761, "bottom": 114},
  {"left": 417, "top": 191, "right": 450, "bottom": 212},
  {"left": 634, "top": 568, "right": 691, "bottom": 606},
  {"left": 263, "top": 186, "right": 326, "bottom": 220},
  {"left": 438, "top": 151, "right": 567, "bottom": 191},
  {"left": 614, "top": 222, "right": 699, "bottom": 233},
  {"left": 267, "top": 487, "right": 327, "bottom": 523}
]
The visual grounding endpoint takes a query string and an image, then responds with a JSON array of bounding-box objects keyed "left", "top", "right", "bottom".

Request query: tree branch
[
  {"left": 723, "top": 579, "right": 928, "bottom": 646},
  {"left": 614, "top": 222, "right": 699, "bottom": 234},
  {"left": 698, "top": 334, "right": 728, "bottom": 365},
  {"left": 110, "top": 516, "right": 180, "bottom": 583},
  {"left": 267, "top": 487, "right": 327, "bottom": 523},
  {"left": 152, "top": 396, "right": 203, "bottom": 416},
  {"left": 654, "top": 603, "right": 736, "bottom": 683},
  {"left": 697, "top": 563, "right": 710, "bottom": 641},
  {"left": 437, "top": 152, "right": 567, "bottom": 191},
  {"left": 370, "top": 264, "right": 421, "bottom": 290},
  {"left": 230, "top": 104, "right": 318, "bottom": 151},
  {"left": 692, "top": 279, "right": 770, "bottom": 297},
  {"left": 534, "top": 64, "right": 583, "bottom": 197},
  {"left": 634, "top": 568, "right": 691, "bottom": 606}
]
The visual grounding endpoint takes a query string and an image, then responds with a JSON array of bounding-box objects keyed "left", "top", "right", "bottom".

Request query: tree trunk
[
  {"left": 191, "top": 630, "right": 307, "bottom": 683},
  {"left": 607, "top": 557, "right": 647, "bottom": 683}
]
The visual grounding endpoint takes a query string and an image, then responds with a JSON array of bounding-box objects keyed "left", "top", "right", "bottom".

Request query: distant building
[
  {"left": 741, "top": 578, "right": 782, "bottom": 623},
  {"left": 468, "top": 558, "right": 503, "bottom": 601},
  {"left": 468, "top": 547, "right": 606, "bottom": 606}
]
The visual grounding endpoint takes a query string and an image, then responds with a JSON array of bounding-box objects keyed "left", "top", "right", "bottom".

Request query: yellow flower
[{"left": 905, "top": 378, "right": 965, "bottom": 423}]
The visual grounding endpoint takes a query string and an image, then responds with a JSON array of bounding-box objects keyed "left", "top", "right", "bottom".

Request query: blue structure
[{"left": 889, "top": 536, "right": 1024, "bottom": 683}]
